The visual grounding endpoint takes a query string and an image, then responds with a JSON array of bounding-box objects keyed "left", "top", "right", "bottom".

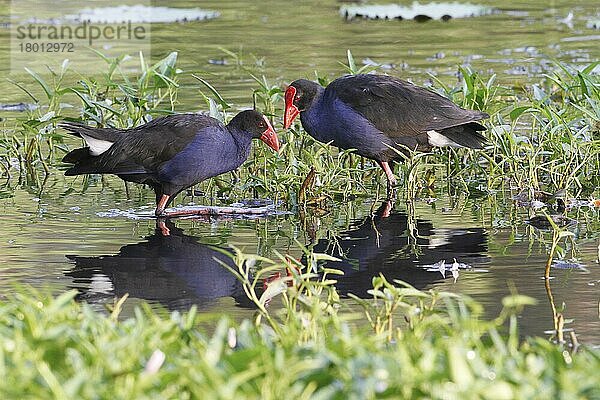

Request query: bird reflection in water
[
  {"left": 65, "top": 220, "right": 254, "bottom": 310},
  {"left": 308, "top": 201, "right": 489, "bottom": 297},
  {"left": 65, "top": 201, "right": 489, "bottom": 309}
]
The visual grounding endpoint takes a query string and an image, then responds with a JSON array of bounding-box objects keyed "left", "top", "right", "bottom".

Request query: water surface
[{"left": 1, "top": 0, "right": 599, "bottom": 343}]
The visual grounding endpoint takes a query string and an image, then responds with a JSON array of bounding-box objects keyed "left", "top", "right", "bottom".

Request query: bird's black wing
[
  {"left": 329, "top": 74, "right": 489, "bottom": 137},
  {"left": 78, "top": 114, "right": 221, "bottom": 175}
]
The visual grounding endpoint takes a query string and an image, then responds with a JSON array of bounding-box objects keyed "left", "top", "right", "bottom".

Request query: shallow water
[{"left": 1, "top": 0, "right": 599, "bottom": 343}]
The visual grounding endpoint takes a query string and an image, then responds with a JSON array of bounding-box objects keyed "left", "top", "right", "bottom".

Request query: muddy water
[{"left": 1, "top": 0, "right": 599, "bottom": 343}]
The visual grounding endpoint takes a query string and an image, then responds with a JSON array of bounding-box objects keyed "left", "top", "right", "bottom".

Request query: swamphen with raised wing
[
  {"left": 62, "top": 110, "right": 279, "bottom": 216},
  {"left": 283, "top": 74, "right": 489, "bottom": 197}
]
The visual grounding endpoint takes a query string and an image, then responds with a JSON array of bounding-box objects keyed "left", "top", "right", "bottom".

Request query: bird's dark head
[
  {"left": 284, "top": 79, "right": 320, "bottom": 129},
  {"left": 228, "top": 110, "right": 280, "bottom": 152}
]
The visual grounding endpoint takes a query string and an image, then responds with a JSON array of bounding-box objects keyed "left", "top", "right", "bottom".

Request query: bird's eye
[{"left": 258, "top": 122, "right": 266, "bottom": 128}]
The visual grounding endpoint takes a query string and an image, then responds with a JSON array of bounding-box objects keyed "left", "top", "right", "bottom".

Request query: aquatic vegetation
[
  {"left": 340, "top": 2, "right": 495, "bottom": 22},
  {"left": 1, "top": 52, "right": 181, "bottom": 182},
  {"left": 1, "top": 52, "right": 599, "bottom": 209},
  {"left": 0, "top": 249, "right": 597, "bottom": 398},
  {"left": 485, "top": 62, "right": 600, "bottom": 196}
]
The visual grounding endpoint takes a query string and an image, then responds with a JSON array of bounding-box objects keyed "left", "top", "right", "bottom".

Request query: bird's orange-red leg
[
  {"left": 377, "top": 161, "right": 397, "bottom": 200},
  {"left": 157, "top": 218, "right": 171, "bottom": 236},
  {"left": 155, "top": 194, "right": 170, "bottom": 217}
]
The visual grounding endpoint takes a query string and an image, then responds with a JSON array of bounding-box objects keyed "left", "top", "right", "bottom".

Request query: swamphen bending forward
[
  {"left": 62, "top": 110, "right": 279, "bottom": 216},
  {"left": 284, "top": 74, "right": 489, "bottom": 197}
]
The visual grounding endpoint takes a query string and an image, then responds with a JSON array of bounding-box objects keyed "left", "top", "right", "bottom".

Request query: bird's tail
[
  {"left": 60, "top": 122, "right": 122, "bottom": 141},
  {"left": 60, "top": 122, "right": 122, "bottom": 175},
  {"left": 62, "top": 151, "right": 104, "bottom": 176},
  {"left": 438, "top": 121, "right": 488, "bottom": 149}
]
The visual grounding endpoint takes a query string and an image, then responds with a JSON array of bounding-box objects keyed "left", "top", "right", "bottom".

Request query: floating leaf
[
  {"left": 340, "top": 2, "right": 494, "bottom": 21},
  {"left": 451, "top": 258, "right": 460, "bottom": 283},
  {"left": 587, "top": 19, "right": 600, "bottom": 30},
  {"left": 0, "top": 102, "right": 37, "bottom": 112},
  {"left": 552, "top": 260, "right": 587, "bottom": 271},
  {"left": 64, "top": 5, "right": 219, "bottom": 24}
]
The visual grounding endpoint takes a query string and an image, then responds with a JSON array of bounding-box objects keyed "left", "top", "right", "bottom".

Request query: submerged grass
[{"left": 0, "top": 248, "right": 599, "bottom": 399}]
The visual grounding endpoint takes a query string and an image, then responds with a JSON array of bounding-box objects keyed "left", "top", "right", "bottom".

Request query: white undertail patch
[
  {"left": 81, "top": 133, "right": 114, "bottom": 156},
  {"left": 427, "top": 130, "right": 463, "bottom": 148}
]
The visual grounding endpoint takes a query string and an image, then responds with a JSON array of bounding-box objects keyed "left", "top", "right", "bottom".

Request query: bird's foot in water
[
  {"left": 380, "top": 199, "right": 395, "bottom": 218},
  {"left": 378, "top": 161, "right": 398, "bottom": 201},
  {"left": 157, "top": 219, "right": 170, "bottom": 236},
  {"left": 386, "top": 187, "right": 397, "bottom": 201},
  {"left": 386, "top": 178, "right": 398, "bottom": 201}
]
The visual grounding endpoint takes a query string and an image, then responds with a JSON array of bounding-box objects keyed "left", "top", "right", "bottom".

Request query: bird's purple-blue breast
[
  {"left": 157, "top": 126, "right": 247, "bottom": 187},
  {"left": 302, "top": 96, "right": 393, "bottom": 159}
]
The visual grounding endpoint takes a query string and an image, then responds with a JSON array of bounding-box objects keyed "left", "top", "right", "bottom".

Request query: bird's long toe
[
  {"left": 157, "top": 219, "right": 171, "bottom": 236},
  {"left": 386, "top": 174, "right": 398, "bottom": 201},
  {"left": 386, "top": 185, "right": 397, "bottom": 201},
  {"left": 380, "top": 199, "right": 394, "bottom": 218}
]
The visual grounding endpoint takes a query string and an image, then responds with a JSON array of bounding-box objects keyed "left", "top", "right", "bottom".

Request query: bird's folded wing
[{"left": 330, "top": 75, "right": 489, "bottom": 137}]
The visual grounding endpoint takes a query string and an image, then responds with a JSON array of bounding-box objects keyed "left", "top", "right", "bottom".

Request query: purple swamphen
[
  {"left": 62, "top": 110, "right": 279, "bottom": 216},
  {"left": 284, "top": 74, "right": 489, "bottom": 197}
]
